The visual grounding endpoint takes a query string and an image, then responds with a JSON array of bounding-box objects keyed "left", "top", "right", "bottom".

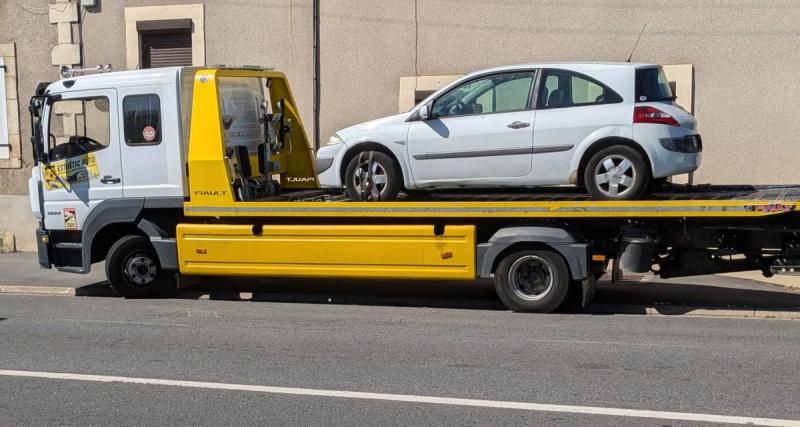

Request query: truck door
[
  {"left": 40, "top": 89, "right": 122, "bottom": 231},
  {"left": 117, "top": 85, "right": 182, "bottom": 198}
]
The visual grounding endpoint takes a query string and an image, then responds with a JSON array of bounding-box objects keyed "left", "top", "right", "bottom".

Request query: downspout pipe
[{"left": 313, "top": 0, "right": 321, "bottom": 151}]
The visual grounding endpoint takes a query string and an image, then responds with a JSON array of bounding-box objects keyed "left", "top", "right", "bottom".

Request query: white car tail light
[{"left": 633, "top": 106, "right": 680, "bottom": 127}]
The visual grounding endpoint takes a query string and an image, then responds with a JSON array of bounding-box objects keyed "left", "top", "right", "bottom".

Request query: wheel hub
[
  {"left": 124, "top": 253, "right": 158, "bottom": 287},
  {"left": 353, "top": 160, "right": 388, "bottom": 200},
  {"left": 508, "top": 255, "right": 554, "bottom": 301},
  {"left": 594, "top": 154, "right": 637, "bottom": 198}
]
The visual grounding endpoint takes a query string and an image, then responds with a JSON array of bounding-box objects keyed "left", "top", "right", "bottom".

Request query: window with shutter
[{"left": 141, "top": 32, "right": 192, "bottom": 69}]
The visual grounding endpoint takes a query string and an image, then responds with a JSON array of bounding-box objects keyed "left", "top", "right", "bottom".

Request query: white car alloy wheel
[
  {"left": 352, "top": 158, "right": 388, "bottom": 200},
  {"left": 593, "top": 154, "right": 637, "bottom": 198},
  {"left": 344, "top": 151, "right": 401, "bottom": 201}
]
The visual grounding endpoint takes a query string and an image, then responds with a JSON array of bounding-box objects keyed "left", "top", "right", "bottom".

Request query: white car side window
[
  {"left": 432, "top": 72, "right": 534, "bottom": 119},
  {"left": 539, "top": 70, "right": 623, "bottom": 109}
]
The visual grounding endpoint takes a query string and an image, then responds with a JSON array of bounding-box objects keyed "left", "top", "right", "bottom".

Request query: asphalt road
[{"left": 1, "top": 294, "right": 799, "bottom": 426}]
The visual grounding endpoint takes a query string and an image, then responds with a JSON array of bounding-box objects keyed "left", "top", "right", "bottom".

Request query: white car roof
[
  {"left": 467, "top": 62, "right": 657, "bottom": 76},
  {"left": 412, "top": 62, "right": 652, "bottom": 110}
]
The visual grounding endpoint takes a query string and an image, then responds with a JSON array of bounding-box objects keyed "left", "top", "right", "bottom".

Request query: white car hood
[{"left": 337, "top": 112, "right": 411, "bottom": 146}]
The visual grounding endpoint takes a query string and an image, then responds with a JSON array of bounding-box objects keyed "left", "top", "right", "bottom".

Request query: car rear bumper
[{"left": 634, "top": 124, "right": 702, "bottom": 178}]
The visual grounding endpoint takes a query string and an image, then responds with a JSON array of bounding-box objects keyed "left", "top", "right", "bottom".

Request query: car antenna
[{"left": 626, "top": 23, "right": 647, "bottom": 62}]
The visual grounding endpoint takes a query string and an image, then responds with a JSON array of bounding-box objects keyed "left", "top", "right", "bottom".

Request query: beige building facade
[{"left": 1, "top": 0, "right": 799, "bottom": 250}]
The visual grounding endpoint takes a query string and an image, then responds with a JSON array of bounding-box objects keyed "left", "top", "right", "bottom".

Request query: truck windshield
[{"left": 635, "top": 67, "right": 674, "bottom": 102}]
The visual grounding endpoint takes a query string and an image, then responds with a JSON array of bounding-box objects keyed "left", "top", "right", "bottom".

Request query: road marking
[
  {"left": 54, "top": 318, "right": 191, "bottom": 327},
  {"left": 0, "top": 370, "right": 797, "bottom": 426}
]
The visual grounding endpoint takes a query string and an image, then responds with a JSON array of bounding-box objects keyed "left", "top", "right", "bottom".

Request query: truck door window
[
  {"left": 123, "top": 94, "right": 161, "bottom": 145},
  {"left": 48, "top": 97, "right": 110, "bottom": 161}
]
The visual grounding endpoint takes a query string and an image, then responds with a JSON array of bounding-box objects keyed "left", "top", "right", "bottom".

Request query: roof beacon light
[{"left": 60, "top": 64, "right": 113, "bottom": 79}]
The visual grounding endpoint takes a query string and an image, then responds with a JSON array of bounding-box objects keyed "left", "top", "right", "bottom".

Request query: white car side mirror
[{"left": 418, "top": 103, "right": 431, "bottom": 121}]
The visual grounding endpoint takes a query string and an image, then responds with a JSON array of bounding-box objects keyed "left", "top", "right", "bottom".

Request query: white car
[{"left": 316, "top": 62, "right": 701, "bottom": 201}]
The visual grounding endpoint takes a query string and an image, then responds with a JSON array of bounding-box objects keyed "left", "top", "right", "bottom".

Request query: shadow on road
[{"left": 73, "top": 276, "right": 800, "bottom": 315}]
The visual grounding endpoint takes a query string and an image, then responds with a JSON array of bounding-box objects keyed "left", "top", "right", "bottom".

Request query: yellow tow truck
[{"left": 28, "top": 66, "right": 800, "bottom": 312}]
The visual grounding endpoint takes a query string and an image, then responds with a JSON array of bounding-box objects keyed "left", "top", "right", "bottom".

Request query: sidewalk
[
  {"left": 722, "top": 270, "right": 800, "bottom": 291},
  {"left": 0, "top": 252, "right": 106, "bottom": 287}
]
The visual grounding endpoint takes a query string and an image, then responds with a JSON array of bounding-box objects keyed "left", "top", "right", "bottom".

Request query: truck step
[
  {"left": 54, "top": 242, "right": 83, "bottom": 250},
  {"left": 56, "top": 265, "right": 85, "bottom": 274}
]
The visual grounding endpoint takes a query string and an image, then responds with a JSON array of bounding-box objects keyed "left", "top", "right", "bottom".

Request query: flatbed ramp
[{"left": 184, "top": 185, "right": 800, "bottom": 219}]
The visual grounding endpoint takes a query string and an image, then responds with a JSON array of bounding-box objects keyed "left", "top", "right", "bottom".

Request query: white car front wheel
[{"left": 344, "top": 151, "right": 401, "bottom": 201}]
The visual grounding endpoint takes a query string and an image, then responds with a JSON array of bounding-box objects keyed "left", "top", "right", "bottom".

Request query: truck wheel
[
  {"left": 345, "top": 151, "right": 401, "bottom": 201},
  {"left": 584, "top": 145, "right": 648, "bottom": 200},
  {"left": 494, "top": 249, "right": 570, "bottom": 313},
  {"left": 105, "top": 235, "right": 175, "bottom": 298}
]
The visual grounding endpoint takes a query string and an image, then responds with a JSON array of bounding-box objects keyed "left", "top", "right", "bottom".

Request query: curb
[
  {"left": 0, "top": 285, "right": 76, "bottom": 296},
  {"left": 2, "top": 284, "right": 799, "bottom": 320},
  {"left": 582, "top": 303, "right": 800, "bottom": 320},
  {"left": 0, "top": 284, "right": 117, "bottom": 297}
]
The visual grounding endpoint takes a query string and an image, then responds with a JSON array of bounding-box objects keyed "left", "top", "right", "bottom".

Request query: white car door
[
  {"left": 532, "top": 69, "right": 631, "bottom": 183},
  {"left": 406, "top": 71, "right": 536, "bottom": 186},
  {"left": 40, "top": 89, "right": 123, "bottom": 231}
]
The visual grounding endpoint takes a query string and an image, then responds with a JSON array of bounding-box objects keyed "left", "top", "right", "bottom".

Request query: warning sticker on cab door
[
  {"left": 63, "top": 208, "right": 77, "bottom": 230},
  {"left": 43, "top": 153, "right": 100, "bottom": 191}
]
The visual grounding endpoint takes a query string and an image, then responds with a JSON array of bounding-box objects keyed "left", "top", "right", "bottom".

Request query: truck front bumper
[{"left": 36, "top": 227, "right": 51, "bottom": 269}]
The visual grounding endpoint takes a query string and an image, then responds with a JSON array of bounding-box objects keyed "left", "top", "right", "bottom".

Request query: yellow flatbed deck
[
  {"left": 184, "top": 186, "right": 800, "bottom": 218},
  {"left": 184, "top": 185, "right": 800, "bottom": 219}
]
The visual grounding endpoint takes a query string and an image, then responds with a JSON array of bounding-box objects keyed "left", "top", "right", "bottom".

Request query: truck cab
[{"left": 28, "top": 66, "right": 316, "bottom": 287}]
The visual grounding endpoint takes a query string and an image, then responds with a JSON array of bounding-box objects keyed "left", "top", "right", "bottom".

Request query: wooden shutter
[{"left": 141, "top": 32, "right": 192, "bottom": 68}]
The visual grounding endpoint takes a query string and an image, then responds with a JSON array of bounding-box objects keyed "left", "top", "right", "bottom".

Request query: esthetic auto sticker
[
  {"left": 63, "top": 207, "right": 77, "bottom": 230},
  {"left": 43, "top": 153, "right": 100, "bottom": 191}
]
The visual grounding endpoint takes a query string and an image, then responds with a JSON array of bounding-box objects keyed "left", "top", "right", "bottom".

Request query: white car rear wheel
[{"left": 584, "top": 146, "right": 649, "bottom": 200}]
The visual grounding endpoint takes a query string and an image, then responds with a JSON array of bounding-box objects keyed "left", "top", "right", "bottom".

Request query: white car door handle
[{"left": 507, "top": 121, "right": 530, "bottom": 129}]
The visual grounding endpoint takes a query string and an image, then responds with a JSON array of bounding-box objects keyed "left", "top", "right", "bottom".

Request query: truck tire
[
  {"left": 105, "top": 235, "right": 176, "bottom": 298},
  {"left": 345, "top": 151, "right": 401, "bottom": 201},
  {"left": 493, "top": 249, "right": 570, "bottom": 313},
  {"left": 584, "top": 145, "right": 649, "bottom": 200}
]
